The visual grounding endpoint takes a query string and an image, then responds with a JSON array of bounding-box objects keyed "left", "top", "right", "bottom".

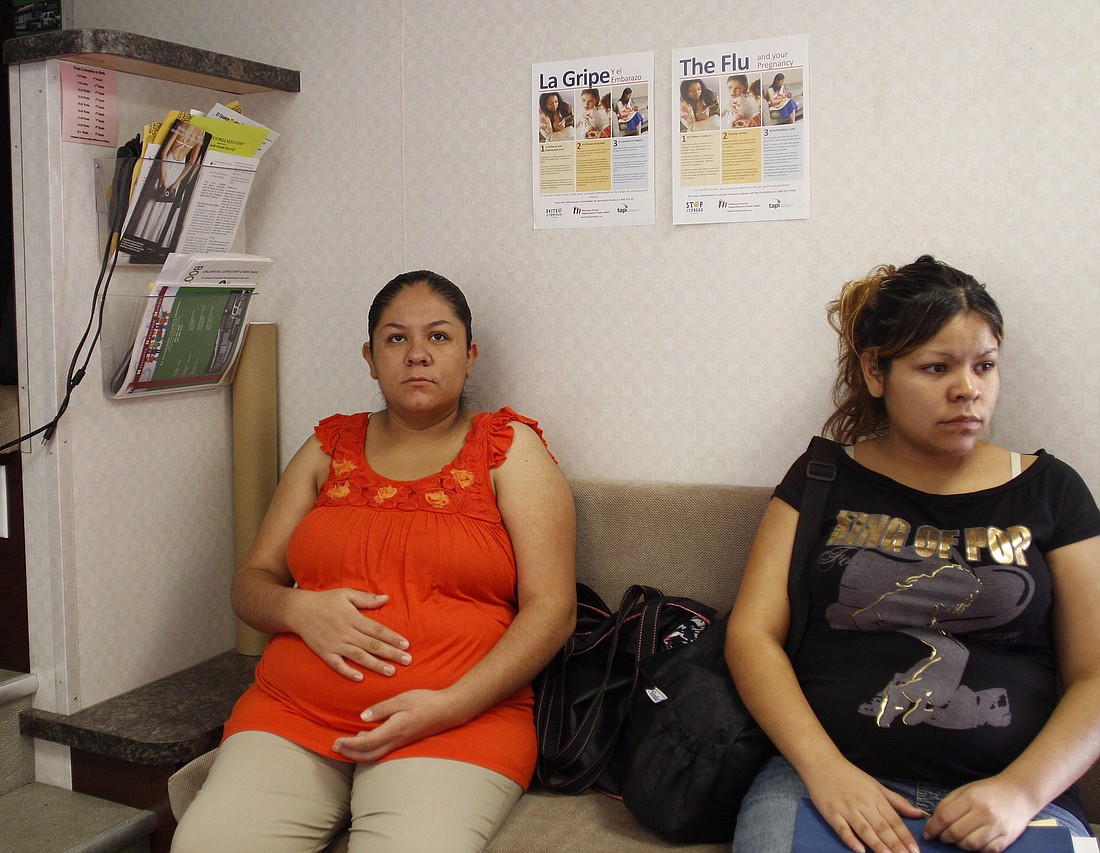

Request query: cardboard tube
[{"left": 232, "top": 322, "right": 278, "bottom": 655}]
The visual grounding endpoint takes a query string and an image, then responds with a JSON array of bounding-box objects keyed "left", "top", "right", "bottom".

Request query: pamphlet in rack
[
  {"left": 116, "top": 102, "right": 278, "bottom": 265},
  {"left": 110, "top": 252, "right": 274, "bottom": 399}
]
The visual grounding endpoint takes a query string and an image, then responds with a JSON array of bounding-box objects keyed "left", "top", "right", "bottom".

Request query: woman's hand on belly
[
  {"left": 287, "top": 587, "right": 412, "bottom": 681},
  {"left": 330, "top": 688, "right": 466, "bottom": 762}
]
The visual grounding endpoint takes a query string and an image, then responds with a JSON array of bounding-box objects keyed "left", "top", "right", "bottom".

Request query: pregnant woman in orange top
[{"left": 172, "top": 270, "right": 576, "bottom": 853}]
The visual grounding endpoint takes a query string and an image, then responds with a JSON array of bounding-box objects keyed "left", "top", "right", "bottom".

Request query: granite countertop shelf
[
  {"left": 20, "top": 651, "right": 258, "bottom": 766},
  {"left": 3, "top": 28, "right": 299, "bottom": 94}
]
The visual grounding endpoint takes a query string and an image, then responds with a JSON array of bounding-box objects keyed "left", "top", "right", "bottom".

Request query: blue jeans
[{"left": 731, "top": 755, "right": 1090, "bottom": 852}]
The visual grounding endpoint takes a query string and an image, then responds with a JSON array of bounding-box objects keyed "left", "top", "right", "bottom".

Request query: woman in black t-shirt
[{"left": 727, "top": 255, "right": 1100, "bottom": 853}]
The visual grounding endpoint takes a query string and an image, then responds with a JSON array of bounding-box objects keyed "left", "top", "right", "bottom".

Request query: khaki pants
[{"left": 171, "top": 731, "right": 523, "bottom": 853}]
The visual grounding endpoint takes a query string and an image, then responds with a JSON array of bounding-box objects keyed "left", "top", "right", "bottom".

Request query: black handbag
[
  {"left": 616, "top": 613, "right": 768, "bottom": 842},
  {"left": 533, "top": 583, "right": 716, "bottom": 795},
  {"left": 617, "top": 436, "right": 840, "bottom": 842}
]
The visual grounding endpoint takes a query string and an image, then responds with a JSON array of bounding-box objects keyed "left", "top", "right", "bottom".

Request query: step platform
[{"left": 0, "top": 782, "right": 156, "bottom": 853}]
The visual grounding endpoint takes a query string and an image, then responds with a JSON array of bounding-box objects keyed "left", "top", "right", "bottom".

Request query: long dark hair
[
  {"left": 823, "top": 255, "right": 1004, "bottom": 444},
  {"left": 367, "top": 270, "right": 473, "bottom": 354},
  {"left": 539, "top": 92, "right": 572, "bottom": 120},
  {"left": 680, "top": 78, "right": 718, "bottom": 109}
]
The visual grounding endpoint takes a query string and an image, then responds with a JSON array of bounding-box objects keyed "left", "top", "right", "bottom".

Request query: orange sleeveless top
[{"left": 222, "top": 408, "right": 547, "bottom": 788}]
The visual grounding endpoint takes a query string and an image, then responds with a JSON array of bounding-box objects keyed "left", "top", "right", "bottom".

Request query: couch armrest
[{"left": 167, "top": 748, "right": 219, "bottom": 821}]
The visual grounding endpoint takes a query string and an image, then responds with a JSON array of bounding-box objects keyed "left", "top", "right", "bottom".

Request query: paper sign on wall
[
  {"left": 672, "top": 35, "right": 808, "bottom": 224},
  {"left": 532, "top": 51, "right": 655, "bottom": 229},
  {"left": 60, "top": 62, "right": 118, "bottom": 148}
]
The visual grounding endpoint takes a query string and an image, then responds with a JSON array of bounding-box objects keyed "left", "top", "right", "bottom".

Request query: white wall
[
  {"left": 74, "top": 0, "right": 1100, "bottom": 489},
  {"left": 10, "top": 65, "right": 265, "bottom": 720},
  {"left": 55, "top": 0, "right": 1098, "bottom": 701}
]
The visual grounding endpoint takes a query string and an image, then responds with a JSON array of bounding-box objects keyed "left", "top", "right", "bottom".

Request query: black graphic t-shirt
[{"left": 775, "top": 446, "right": 1100, "bottom": 791}]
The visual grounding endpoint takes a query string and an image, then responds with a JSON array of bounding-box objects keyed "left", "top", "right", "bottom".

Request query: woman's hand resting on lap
[
  {"left": 804, "top": 760, "right": 924, "bottom": 853},
  {"left": 331, "top": 689, "right": 465, "bottom": 762},
  {"left": 924, "top": 776, "right": 1036, "bottom": 853}
]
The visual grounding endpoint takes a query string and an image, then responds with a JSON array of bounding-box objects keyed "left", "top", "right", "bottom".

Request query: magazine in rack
[
  {"left": 110, "top": 253, "right": 273, "bottom": 398},
  {"left": 116, "top": 104, "right": 276, "bottom": 265}
]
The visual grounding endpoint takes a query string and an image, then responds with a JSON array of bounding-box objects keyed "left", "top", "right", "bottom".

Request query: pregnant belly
[{"left": 255, "top": 619, "right": 505, "bottom": 730}]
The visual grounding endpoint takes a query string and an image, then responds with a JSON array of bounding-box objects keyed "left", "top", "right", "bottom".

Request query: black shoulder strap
[
  {"left": 534, "top": 584, "right": 662, "bottom": 794},
  {"left": 783, "top": 436, "right": 838, "bottom": 657}
]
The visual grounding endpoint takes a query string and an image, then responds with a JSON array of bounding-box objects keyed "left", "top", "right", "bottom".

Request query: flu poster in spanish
[{"left": 533, "top": 51, "right": 655, "bottom": 229}]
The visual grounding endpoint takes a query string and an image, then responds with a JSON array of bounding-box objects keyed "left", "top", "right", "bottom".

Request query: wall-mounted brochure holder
[
  {"left": 101, "top": 287, "right": 257, "bottom": 399},
  {"left": 94, "top": 154, "right": 259, "bottom": 266}
]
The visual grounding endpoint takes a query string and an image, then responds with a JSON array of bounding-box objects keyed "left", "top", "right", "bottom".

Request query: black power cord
[{"left": 1, "top": 136, "right": 141, "bottom": 452}]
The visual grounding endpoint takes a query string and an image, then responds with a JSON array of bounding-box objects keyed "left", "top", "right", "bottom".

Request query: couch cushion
[
  {"left": 487, "top": 787, "right": 726, "bottom": 852},
  {"left": 167, "top": 747, "right": 217, "bottom": 821},
  {"left": 569, "top": 479, "right": 772, "bottom": 612}
]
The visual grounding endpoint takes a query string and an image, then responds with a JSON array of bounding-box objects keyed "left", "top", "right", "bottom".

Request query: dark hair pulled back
[
  {"left": 367, "top": 270, "right": 473, "bottom": 353},
  {"left": 823, "top": 254, "right": 1004, "bottom": 445}
]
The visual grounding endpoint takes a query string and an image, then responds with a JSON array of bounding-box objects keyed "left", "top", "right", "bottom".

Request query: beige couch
[{"left": 168, "top": 479, "right": 1100, "bottom": 850}]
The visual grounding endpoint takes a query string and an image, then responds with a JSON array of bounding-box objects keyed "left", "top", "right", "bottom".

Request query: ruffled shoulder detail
[
  {"left": 310, "top": 409, "right": 552, "bottom": 520},
  {"left": 481, "top": 407, "right": 552, "bottom": 470},
  {"left": 314, "top": 412, "right": 368, "bottom": 459}
]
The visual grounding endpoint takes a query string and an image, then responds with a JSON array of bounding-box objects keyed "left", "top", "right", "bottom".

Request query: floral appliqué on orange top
[{"left": 311, "top": 408, "right": 549, "bottom": 521}]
